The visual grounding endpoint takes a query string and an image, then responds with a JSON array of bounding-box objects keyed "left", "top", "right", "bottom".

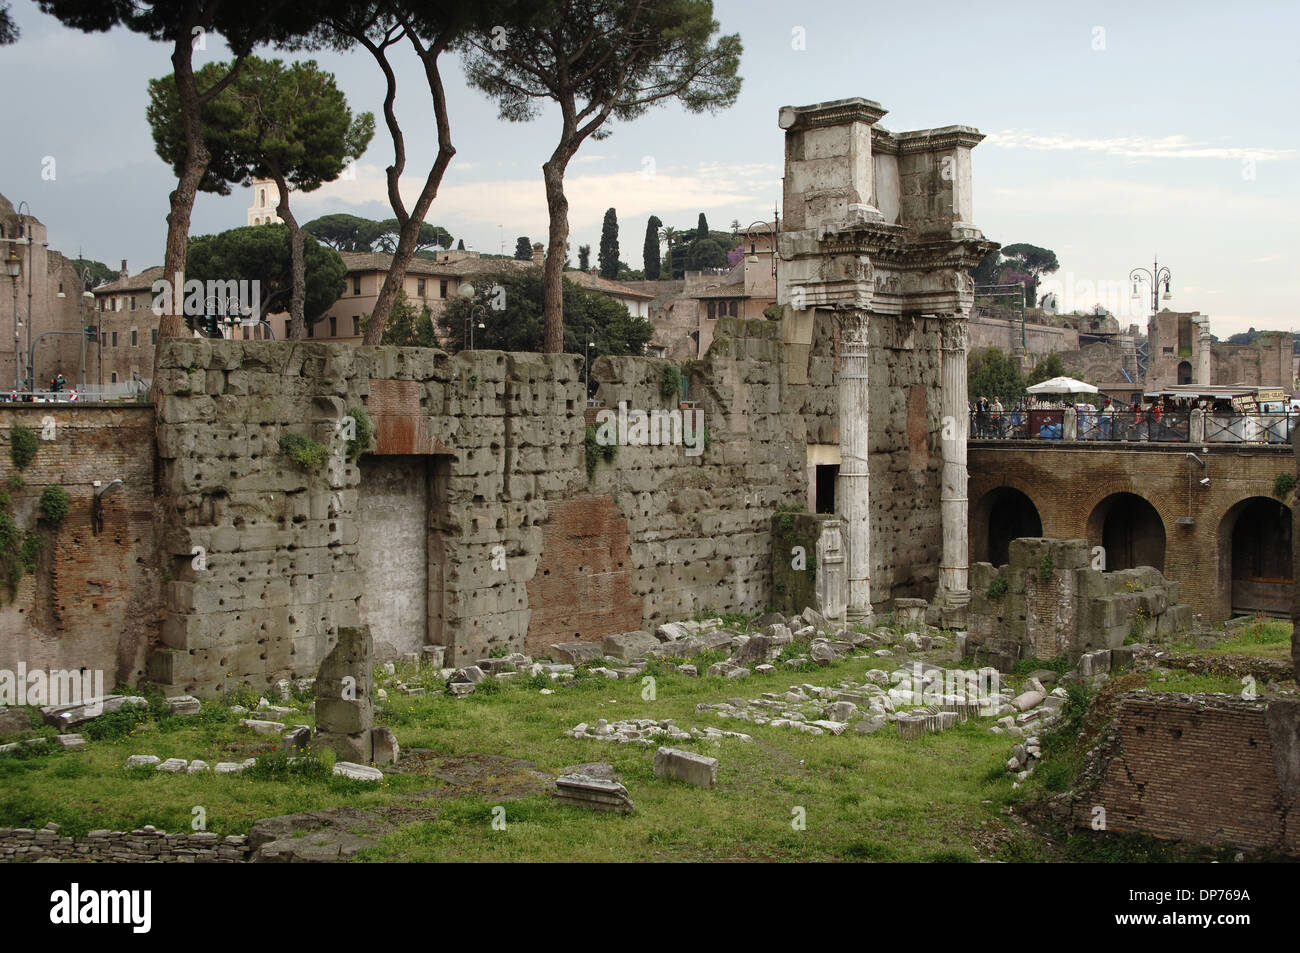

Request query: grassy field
[
  {"left": 1168, "top": 619, "right": 1293, "bottom": 660},
  {"left": 0, "top": 649, "right": 1048, "bottom": 862},
  {"left": 3, "top": 623, "right": 1289, "bottom": 862}
]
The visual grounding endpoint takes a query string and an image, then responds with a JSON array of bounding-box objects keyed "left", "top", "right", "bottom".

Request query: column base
[{"left": 930, "top": 588, "right": 970, "bottom": 630}]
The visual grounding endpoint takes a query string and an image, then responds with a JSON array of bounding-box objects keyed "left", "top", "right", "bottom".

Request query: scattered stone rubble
[{"left": 565, "top": 717, "right": 752, "bottom": 745}]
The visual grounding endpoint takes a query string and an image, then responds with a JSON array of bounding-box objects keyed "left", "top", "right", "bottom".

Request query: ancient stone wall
[
  {"left": 0, "top": 404, "right": 160, "bottom": 684},
  {"left": 0, "top": 823, "right": 249, "bottom": 862},
  {"left": 968, "top": 538, "right": 1191, "bottom": 666},
  {"left": 1073, "top": 692, "right": 1299, "bottom": 854},
  {"left": 150, "top": 324, "right": 824, "bottom": 695}
]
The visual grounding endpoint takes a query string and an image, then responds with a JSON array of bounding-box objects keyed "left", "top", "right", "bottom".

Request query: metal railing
[
  {"left": 972, "top": 410, "right": 1299, "bottom": 445},
  {"left": 2, "top": 380, "right": 150, "bottom": 403}
]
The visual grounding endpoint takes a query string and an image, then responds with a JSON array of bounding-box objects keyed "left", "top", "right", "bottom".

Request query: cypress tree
[
  {"left": 696, "top": 212, "right": 709, "bottom": 240},
  {"left": 598, "top": 208, "right": 619, "bottom": 279},
  {"left": 514, "top": 236, "right": 532, "bottom": 260},
  {"left": 643, "top": 215, "right": 662, "bottom": 279}
]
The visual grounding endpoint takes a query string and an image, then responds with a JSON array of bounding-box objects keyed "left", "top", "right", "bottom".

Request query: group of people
[{"left": 972, "top": 395, "right": 1018, "bottom": 438}]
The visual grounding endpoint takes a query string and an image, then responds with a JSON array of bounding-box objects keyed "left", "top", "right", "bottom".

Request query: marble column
[
  {"left": 837, "top": 310, "right": 872, "bottom": 618},
  {"left": 937, "top": 315, "right": 970, "bottom": 617},
  {"left": 1197, "top": 319, "right": 1212, "bottom": 385}
]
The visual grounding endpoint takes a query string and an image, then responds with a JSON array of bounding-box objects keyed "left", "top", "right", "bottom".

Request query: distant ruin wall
[
  {"left": 0, "top": 404, "right": 159, "bottom": 684},
  {"left": 1074, "top": 692, "right": 1299, "bottom": 854}
]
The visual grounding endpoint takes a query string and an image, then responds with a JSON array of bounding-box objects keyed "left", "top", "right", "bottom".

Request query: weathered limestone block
[
  {"left": 601, "top": 631, "right": 659, "bottom": 661},
  {"left": 653, "top": 747, "right": 718, "bottom": 788},
  {"left": 313, "top": 625, "right": 375, "bottom": 764}
]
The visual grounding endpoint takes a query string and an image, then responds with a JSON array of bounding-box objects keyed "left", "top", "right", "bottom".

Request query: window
[
  {"left": 110, "top": 372, "right": 117, "bottom": 383},
  {"left": 151, "top": 329, "right": 157, "bottom": 345},
  {"left": 111, "top": 331, "right": 118, "bottom": 347},
  {"left": 417, "top": 278, "right": 426, "bottom": 297},
  {"left": 130, "top": 295, "right": 136, "bottom": 311},
  {"left": 439, "top": 279, "right": 448, "bottom": 298},
  {"left": 352, "top": 276, "right": 361, "bottom": 295},
  {"left": 729, "top": 300, "right": 739, "bottom": 317},
  {"left": 329, "top": 316, "right": 337, "bottom": 337},
  {"left": 130, "top": 329, "right": 137, "bottom": 347},
  {"left": 707, "top": 301, "right": 716, "bottom": 319},
  {"left": 100, "top": 332, "right": 106, "bottom": 346},
  {"left": 352, "top": 316, "right": 360, "bottom": 336}
]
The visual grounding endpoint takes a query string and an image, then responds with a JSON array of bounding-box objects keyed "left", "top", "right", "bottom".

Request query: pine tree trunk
[
  {"left": 273, "top": 172, "right": 306, "bottom": 341},
  {"left": 150, "top": 37, "right": 209, "bottom": 399},
  {"left": 541, "top": 157, "right": 570, "bottom": 354}
]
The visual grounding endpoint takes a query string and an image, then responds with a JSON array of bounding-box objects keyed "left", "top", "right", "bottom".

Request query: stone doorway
[
  {"left": 1221, "top": 496, "right": 1292, "bottom": 617},
  {"left": 357, "top": 456, "right": 430, "bottom": 660}
]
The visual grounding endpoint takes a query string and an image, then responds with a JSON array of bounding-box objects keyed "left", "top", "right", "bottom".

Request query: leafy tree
[
  {"left": 1, "top": 2, "right": 18, "bottom": 44},
  {"left": 361, "top": 289, "right": 435, "bottom": 346},
  {"left": 307, "top": 2, "right": 519, "bottom": 342},
  {"left": 460, "top": 0, "right": 742, "bottom": 352},
  {"left": 643, "top": 216, "right": 662, "bottom": 279},
  {"left": 437, "top": 265, "right": 651, "bottom": 358},
  {"left": 578, "top": 244, "right": 591, "bottom": 272},
  {"left": 70, "top": 259, "right": 118, "bottom": 289},
  {"left": 371, "top": 219, "right": 453, "bottom": 254},
  {"left": 696, "top": 212, "right": 708, "bottom": 240},
  {"left": 971, "top": 248, "right": 1002, "bottom": 287},
  {"left": 598, "top": 208, "right": 619, "bottom": 279},
  {"left": 149, "top": 56, "right": 374, "bottom": 338},
  {"left": 514, "top": 236, "right": 533, "bottom": 260},
  {"left": 968, "top": 346, "right": 1024, "bottom": 403},
  {"left": 185, "top": 224, "right": 345, "bottom": 331},
  {"left": 1025, "top": 352, "right": 1065, "bottom": 388},
  {"left": 304, "top": 213, "right": 385, "bottom": 252},
  {"left": 1000, "top": 243, "right": 1059, "bottom": 307},
  {"left": 686, "top": 238, "right": 726, "bottom": 270},
  {"left": 39, "top": 0, "right": 311, "bottom": 378},
  {"left": 1225, "top": 328, "right": 1258, "bottom": 346}
]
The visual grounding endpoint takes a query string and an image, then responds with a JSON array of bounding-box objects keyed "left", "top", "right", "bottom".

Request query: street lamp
[
  {"left": 1129, "top": 255, "right": 1172, "bottom": 318},
  {"left": 732, "top": 205, "right": 781, "bottom": 278},
  {"left": 456, "top": 282, "right": 486, "bottom": 351},
  {"left": 6, "top": 248, "right": 19, "bottom": 393}
]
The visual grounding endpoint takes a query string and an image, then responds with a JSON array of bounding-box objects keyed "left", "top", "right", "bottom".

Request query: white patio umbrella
[{"left": 1025, "top": 376, "right": 1098, "bottom": 395}]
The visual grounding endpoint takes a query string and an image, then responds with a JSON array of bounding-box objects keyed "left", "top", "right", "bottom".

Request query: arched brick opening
[
  {"left": 1088, "top": 492, "right": 1165, "bottom": 571},
  {"left": 1177, "top": 360, "right": 1193, "bottom": 385},
  {"left": 1217, "top": 496, "right": 1292, "bottom": 617},
  {"left": 974, "top": 486, "right": 1043, "bottom": 567}
]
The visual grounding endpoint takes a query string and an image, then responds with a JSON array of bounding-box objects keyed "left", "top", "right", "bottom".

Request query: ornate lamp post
[
  {"left": 733, "top": 205, "right": 781, "bottom": 278},
  {"left": 6, "top": 249, "right": 19, "bottom": 392},
  {"left": 1129, "top": 256, "right": 1172, "bottom": 317}
]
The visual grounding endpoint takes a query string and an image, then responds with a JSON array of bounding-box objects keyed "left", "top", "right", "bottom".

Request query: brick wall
[
  {"left": 969, "top": 442, "right": 1293, "bottom": 620},
  {"left": 0, "top": 404, "right": 160, "bottom": 683},
  {"left": 1074, "top": 692, "right": 1299, "bottom": 854}
]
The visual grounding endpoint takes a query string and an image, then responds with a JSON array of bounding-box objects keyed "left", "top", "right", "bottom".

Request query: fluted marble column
[
  {"left": 938, "top": 315, "right": 970, "bottom": 614},
  {"left": 837, "top": 310, "right": 872, "bottom": 617},
  {"left": 1197, "top": 319, "right": 1212, "bottom": 385}
]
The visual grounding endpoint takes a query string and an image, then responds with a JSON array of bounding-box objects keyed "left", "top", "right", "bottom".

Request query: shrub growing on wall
[
  {"left": 38, "top": 485, "right": 69, "bottom": 527},
  {"left": 279, "top": 433, "right": 328, "bottom": 472},
  {"left": 9, "top": 425, "right": 37, "bottom": 470}
]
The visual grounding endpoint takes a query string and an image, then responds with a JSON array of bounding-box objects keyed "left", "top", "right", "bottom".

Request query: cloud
[
  {"left": 296, "top": 161, "right": 782, "bottom": 236},
  {"left": 985, "top": 130, "right": 1295, "bottom": 162}
]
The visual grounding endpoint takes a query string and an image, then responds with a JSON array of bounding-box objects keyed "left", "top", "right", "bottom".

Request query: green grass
[
  {"left": 1142, "top": 670, "right": 1245, "bottom": 694},
  {"left": 1168, "top": 619, "right": 1292, "bottom": 660},
  {"left": 0, "top": 653, "right": 1038, "bottom": 861}
]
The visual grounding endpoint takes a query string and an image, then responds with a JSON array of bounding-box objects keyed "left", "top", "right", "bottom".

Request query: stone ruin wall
[
  {"left": 150, "top": 323, "right": 846, "bottom": 695},
  {"left": 1073, "top": 692, "right": 1299, "bottom": 854},
  {"left": 865, "top": 313, "right": 944, "bottom": 603},
  {"left": 968, "top": 537, "right": 1192, "bottom": 668},
  {"left": 0, "top": 405, "right": 160, "bottom": 684}
]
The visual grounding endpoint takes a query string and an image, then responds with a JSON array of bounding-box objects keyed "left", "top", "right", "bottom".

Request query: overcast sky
[{"left": 1, "top": 0, "right": 1296, "bottom": 335}]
